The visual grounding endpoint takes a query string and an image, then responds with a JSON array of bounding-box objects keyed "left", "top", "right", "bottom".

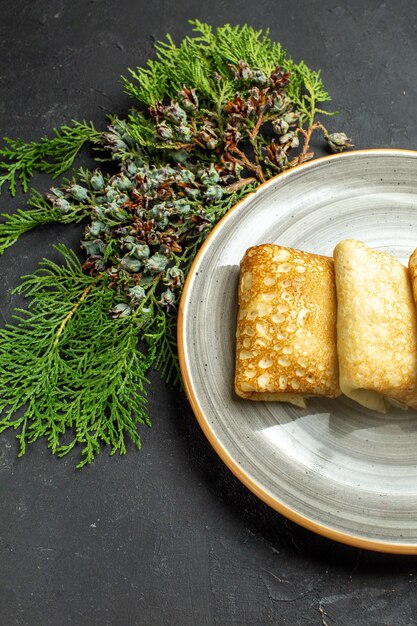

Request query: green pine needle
[
  {"left": 287, "top": 61, "right": 336, "bottom": 125},
  {"left": 0, "top": 121, "right": 101, "bottom": 196},
  {"left": 0, "top": 190, "right": 88, "bottom": 255},
  {"left": 0, "top": 245, "right": 153, "bottom": 467},
  {"left": 123, "top": 19, "right": 331, "bottom": 122}
]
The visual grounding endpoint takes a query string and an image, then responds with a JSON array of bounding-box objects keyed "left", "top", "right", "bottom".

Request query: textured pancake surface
[
  {"left": 235, "top": 244, "right": 340, "bottom": 404},
  {"left": 335, "top": 239, "right": 417, "bottom": 412}
]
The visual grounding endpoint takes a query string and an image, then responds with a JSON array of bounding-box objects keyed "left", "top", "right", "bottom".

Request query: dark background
[{"left": 1, "top": 1, "right": 417, "bottom": 625}]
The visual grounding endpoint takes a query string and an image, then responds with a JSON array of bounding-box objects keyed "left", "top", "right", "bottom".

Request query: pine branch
[
  {"left": 286, "top": 61, "right": 334, "bottom": 125},
  {"left": 125, "top": 49, "right": 213, "bottom": 107},
  {"left": 0, "top": 245, "right": 153, "bottom": 467},
  {"left": 0, "top": 199, "right": 59, "bottom": 255},
  {"left": 123, "top": 21, "right": 336, "bottom": 147},
  {"left": 0, "top": 121, "right": 101, "bottom": 196},
  {"left": 124, "top": 61, "right": 168, "bottom": 107},
  {"left": 203, "top": 22, "right": 285, "bottom": 75},
  {"left": 0, "top": 190, "right": 88, "bottom": 255}
]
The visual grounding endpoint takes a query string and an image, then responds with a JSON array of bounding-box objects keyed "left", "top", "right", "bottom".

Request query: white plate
[{"left": 178, "top": 149, "right": 417, "bottom": 553}]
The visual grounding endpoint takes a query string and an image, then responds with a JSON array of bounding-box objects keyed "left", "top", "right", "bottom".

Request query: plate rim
[{"left": 178, "top": 148, "right": 417, "bottom": 554}]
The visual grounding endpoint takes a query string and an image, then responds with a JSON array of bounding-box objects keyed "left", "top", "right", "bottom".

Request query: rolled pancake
[
  {"left": 409, "top": 248, "right": 417, "bottom": 297},
  {"left": 234, "top": 244, "right": 340, "bottom": 407},
  {"left": 334, "top": 240, "right": 417, "bottom": 413}
]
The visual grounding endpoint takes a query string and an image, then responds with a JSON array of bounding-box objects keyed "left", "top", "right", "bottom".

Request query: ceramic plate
[{"left": 178, "top": 149, "right": 417, "bottom": 554}]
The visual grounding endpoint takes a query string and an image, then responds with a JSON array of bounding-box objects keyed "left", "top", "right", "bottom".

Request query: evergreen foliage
[{"left": 0, "top": 22, "right": 349, "bottom": 465}]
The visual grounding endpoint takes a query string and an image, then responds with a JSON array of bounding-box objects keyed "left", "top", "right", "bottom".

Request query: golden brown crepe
[
  {"left": 334, "top": 239, "right": 417, "bottom": 413},
  {"left": 234, "top": 244, "right": 340, "bottom": 406},
  {"left": 409, "top": 248, "right": 417, "bottom": 300}
]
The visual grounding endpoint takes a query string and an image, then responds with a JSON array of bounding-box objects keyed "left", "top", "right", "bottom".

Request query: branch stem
[
  {"left": 248, "top": 111, "right": 264, "bottom": 141},
  {"left": 296, "top": 121, "right": 319, "bottom": 165},
  {"left": 229, "top": 146, "right": 266, "bottom": 182},
  {"left": 53, "top": 284, "right": 93, "bottom": 348}
]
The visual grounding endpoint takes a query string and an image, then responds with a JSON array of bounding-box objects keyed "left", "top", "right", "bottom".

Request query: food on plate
[
  {"left": 409, "top": 247, "right": 417, "bottom": 300},
  {"left": 234, "top": 244, "right": 340, "bottom": 407},
  {"left": 334, "top": 239, "right": 417, "bottom": 412}
]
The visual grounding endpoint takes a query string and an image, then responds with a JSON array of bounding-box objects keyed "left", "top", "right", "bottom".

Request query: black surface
[{"left": 1, "top": 1, "right": 417, "bottom": 625}]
